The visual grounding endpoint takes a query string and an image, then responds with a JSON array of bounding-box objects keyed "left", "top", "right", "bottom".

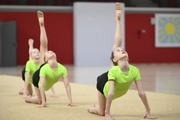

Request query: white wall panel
[{"left": 73, "top": 2, "right": 125, "bottom": 66}]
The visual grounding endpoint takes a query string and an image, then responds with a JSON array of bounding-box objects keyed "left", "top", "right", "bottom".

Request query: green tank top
[{"left": 103, "top": 65, "right": 141, "bottom": 100}]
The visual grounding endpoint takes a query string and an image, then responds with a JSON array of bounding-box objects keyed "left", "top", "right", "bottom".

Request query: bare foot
[
  {"left": 37, "top": 11, "right": 44, "bottom": 26},
  {"left": 19, "top": 88, "right": 24, "bottom": 95},
  {"left": 115, "top": 3, "right": 122, "bottom": 21},
  {"left": 87, "top": 104, "right": 96, "bottom": 113},
  {"left": 25, "top": 95, "right": 32, "bottom": 103},
  {"left": 19, "top": 91, "right": 23, "bottom": 95}
]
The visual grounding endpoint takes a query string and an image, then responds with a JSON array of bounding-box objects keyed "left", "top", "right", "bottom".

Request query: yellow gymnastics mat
[{"left": 0, "top": 75, "right": 180, "bottom": 120}]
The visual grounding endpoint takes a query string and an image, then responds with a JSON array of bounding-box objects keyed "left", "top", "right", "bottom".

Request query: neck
[
  {"left": 118, "top": 59, "right": 129, "bottom": 73},
  {"left": 33, "top": 58, "right": 40, "bottom": 65},
  {"left": 48, "top": 59, "right": 58, "bottom": 69}
]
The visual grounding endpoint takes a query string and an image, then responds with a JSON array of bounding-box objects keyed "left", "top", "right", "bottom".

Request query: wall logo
[{"left": 155, "top": 14, "right": 180, "bottom": 47}]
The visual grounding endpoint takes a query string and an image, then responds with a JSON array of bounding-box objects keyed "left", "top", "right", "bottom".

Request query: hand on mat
[
  {"left": 50, "top": 94, "right": 59, "bottom": 98},
  {"left": 105, "top": 113, "right": 114, "bottom": 120},
  {"left": 37, "top": 102, "right": 47, "bottom": 108},
  {"left": 68, "top": 103, "right": 77, "bottom": 107},
  {"left": 144, "top": 112, "right": 157, "bottom": 119}
]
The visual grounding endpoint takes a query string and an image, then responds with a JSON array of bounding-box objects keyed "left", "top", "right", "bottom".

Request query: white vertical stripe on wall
[{"left": 73, "top": 2, "right": 125, "bottom": 66}]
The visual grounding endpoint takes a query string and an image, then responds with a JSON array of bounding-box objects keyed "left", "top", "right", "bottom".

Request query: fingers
[
  {"left": 144, "top": 115, "right": 158, "bottom": 119},
  {"left": 37, "top": 105, "right": 47, "bottom": 108},
  {"left": 68, "top": 104, "right": 77, "bottom": 107},
  {"left": 50, "top": 95, "right": 59, "bottom": 98},
  {"left": 105, "top": 115, "right": 114, "bottom": 120},
  {"left": 105, "top": 118, "right": 114, "bottom": 120}
]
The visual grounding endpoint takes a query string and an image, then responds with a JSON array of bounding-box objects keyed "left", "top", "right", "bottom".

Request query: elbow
[
  {"left": 138, "top": 91, "right": 145, "bottom": 97},
  {"left": 108, "top": 92, "right": 114, "bottom": 98},
  {"left": 66, "top": 84, "right": 71, "bottom": 91}
]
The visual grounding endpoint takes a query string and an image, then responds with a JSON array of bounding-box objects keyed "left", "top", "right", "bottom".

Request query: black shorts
[
  {"left": 21, "top": 67, "right": 26, "bottom": 81},
  {"left": 96, "top": 71, "right": 109, "bottom": 94},
  {"left": 32, "top": 63, "right": 46, "bottom": 88}
]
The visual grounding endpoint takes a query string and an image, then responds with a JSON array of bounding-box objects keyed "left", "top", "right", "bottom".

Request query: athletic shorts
[
  {"left": 32, "top": 63, "right": 46, "bottom": 88},
  {"left": 21, "top": 67, "right": 26, "bottom": 81},
  {"left": 96, "top": 71, "right": 108, "bottom": 94}
]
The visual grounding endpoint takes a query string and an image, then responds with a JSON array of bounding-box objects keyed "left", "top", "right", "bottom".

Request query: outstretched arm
[
  {"left": 23, "top": 71, "right": 30, "bottom": 98},
  {"left": 112, "top": 3, "right": 123, "bottom": 50},
  {"left": 28, "top": 38, "right": 34, "bottom": 60},
  {"left": 62, "top": 76, "right": 74, "bottom": 106},
  {"left": 111, "top": 3, "right": 123, "bottom": 67},
  {"left": 38, "top": 76, "right": 47, "bottom": 108},
  {"left": 135, "top": 80, "right": 157, "bottom": 119},
  {"left": 105, "top": 80, "right": 114, "bottom": 120}
]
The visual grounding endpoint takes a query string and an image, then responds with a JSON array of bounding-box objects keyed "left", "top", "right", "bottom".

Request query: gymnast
[
  {"left": 25, "top": 11, "right": 74, "bottom": 107},
  {"left": 88, "top": 3, "right": 157, "bottom": 120}
]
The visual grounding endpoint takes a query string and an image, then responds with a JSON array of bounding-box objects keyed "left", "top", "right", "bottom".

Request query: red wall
[
  {"left": 125, "top": 14, "right": 180, "bottom": 63},
  {"left": 0, "top": 12, "right": 179, "bottom": 65},
  {"left": 0, "top": 12, "right": 73, "bottom": 65}
]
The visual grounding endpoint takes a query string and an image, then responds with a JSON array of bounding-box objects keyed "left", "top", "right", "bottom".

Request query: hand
[
  {"left": 37, "top": 102, "right": 47, "bottom": 108},
  {"left": 50, "top": 94, "right": 59, "bottom": 98},
  {"left": 144, "top": 112, "right": 157, "bottom": 119},
  {"left": 68, "top": 102, "right": 76, "bottom": 107},
  {"left": 105, "top": 113, "right": 114, "bottom": 120}
]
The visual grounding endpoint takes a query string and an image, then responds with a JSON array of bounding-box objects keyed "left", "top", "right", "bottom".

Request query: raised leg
[{"left": 37, "top": 11, "right": 48, "bottom": 65}]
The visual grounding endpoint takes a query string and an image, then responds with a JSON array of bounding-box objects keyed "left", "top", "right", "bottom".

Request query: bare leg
[
  {"left": 19, "top": 88, "right": 24, "bottom": 95},
  {"left": 37, "top": 11, "right": 48, "bottom": 65},
  {"left": 112, "top": 3, "right": 123, "bottom": 50},
  {"left": 25, "top": 87, "right": 42, "bottom": 104},
  {"left": 88, "top": 91, "right": 106, "bottom": 116},
  {"left": 25, "top": 96, "right": 40, "bottom": 104}
]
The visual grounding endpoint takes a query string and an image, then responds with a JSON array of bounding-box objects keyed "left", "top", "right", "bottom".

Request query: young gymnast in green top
[
  {"left": 21, "top": 39, "right": 40, "bottom": 98},
  {"left": 19, "top": 40, "right": 58, "bottom": 98},
  {"left": 88, "top": 3, "right": 157, "bottom": 120},
  {"left": 25, "top": 11, "right": 74, "bottom": 107},
  {"left": 19, "top": 13, "right": 58, "bottom": 98}
]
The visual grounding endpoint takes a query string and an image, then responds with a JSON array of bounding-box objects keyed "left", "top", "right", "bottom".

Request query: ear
[{"left": 113, "top": 58, "right": 117, "bottom": 63}]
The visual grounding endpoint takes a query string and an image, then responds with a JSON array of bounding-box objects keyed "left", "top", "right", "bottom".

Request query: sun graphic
[{"left": 158, "top": 17, "right": 180, "bottom": 44}]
